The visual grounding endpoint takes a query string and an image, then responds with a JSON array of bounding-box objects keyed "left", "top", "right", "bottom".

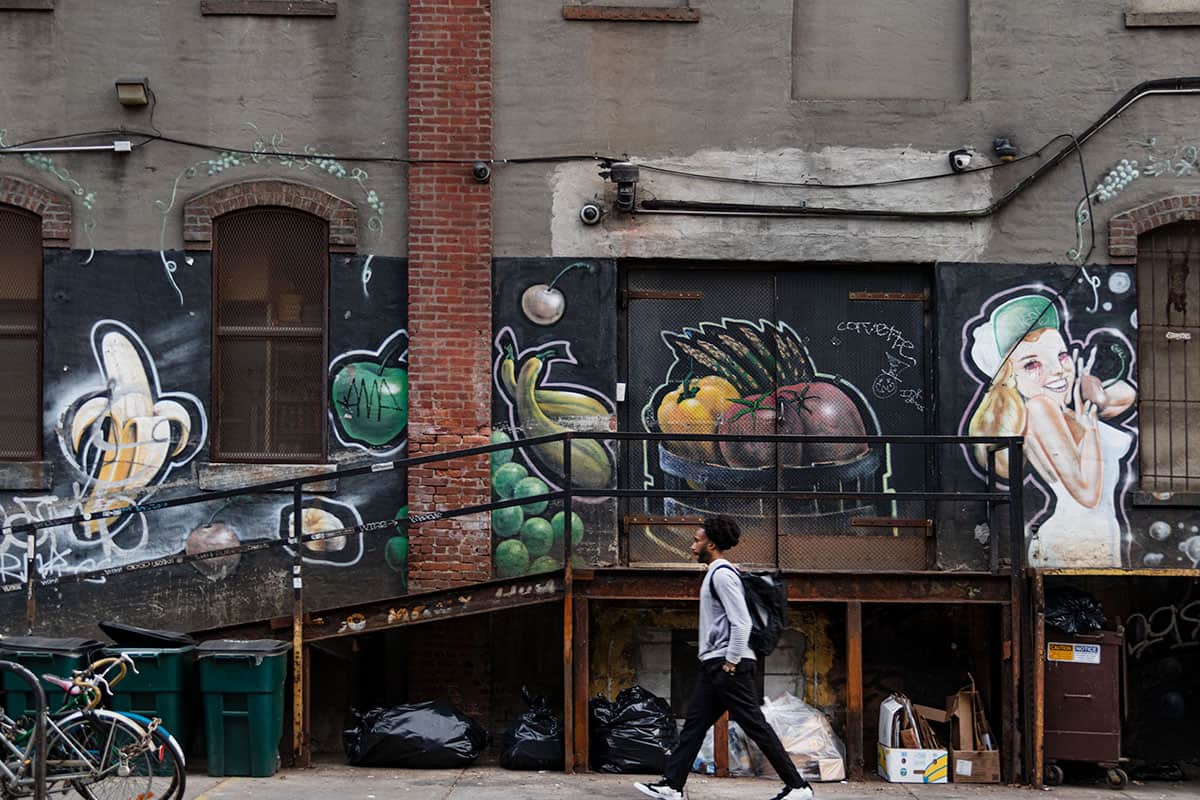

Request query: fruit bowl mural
[{"left": 642, "top": 319, "right": 889, "bottom": 551}]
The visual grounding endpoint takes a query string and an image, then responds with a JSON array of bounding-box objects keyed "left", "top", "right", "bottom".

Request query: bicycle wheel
[
  {"left": 47, "top": 714, "right": 167, "bottom": 800},
  {"left": 139, "top": 725, "right": 185, "bottom": 800}
]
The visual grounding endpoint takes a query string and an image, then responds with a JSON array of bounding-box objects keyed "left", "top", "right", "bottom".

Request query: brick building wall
[{"left": 406, "top": 0, "right": 495, "bottom": 589}]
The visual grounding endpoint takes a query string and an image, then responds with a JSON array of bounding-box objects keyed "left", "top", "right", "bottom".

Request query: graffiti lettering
[
  {"left": 836, "top": 321, "right": 918, "bottom": 360},
  {"left": 1126, "top": 600, "right": 1200, "bottom": 660},
  {"left": 899, "top": 388, "right": 925, "bottom": 412}
]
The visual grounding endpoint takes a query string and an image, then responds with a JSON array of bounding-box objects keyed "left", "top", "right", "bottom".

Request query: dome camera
[
  {"left": 949, "top": 149, "right": 973, "bottom": 173},
  {"left": 471, "top": 160, "right": 492, "bottom": 183},
  {"left": 579, "top": 203, "right": 603, "bottom": 225}
]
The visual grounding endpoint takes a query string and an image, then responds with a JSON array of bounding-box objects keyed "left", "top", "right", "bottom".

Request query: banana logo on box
[
  {"left": 923, "top": 753, "right": 949, "bottom": 783},
  {"left": 60, "top": 320, "right": 206, "bottom": 540}
]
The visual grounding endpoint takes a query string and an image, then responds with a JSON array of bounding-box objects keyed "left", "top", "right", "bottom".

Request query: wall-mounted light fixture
[
  {"left": 992, "top": 137, "right": 1019, "bottom": 162},
  {"left": 600, "top": 161, "right": 640, "bottom": 212},
  {"left": 115, "top": 78, "right": 151, "bottom": 107}
]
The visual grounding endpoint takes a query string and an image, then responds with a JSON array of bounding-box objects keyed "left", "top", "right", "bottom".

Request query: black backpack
[{"left": 709, "top": 565, "right": 788, "bottom": 659}]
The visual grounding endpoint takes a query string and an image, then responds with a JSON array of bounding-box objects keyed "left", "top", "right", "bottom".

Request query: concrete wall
[
  {"left": 493, "top": 1, "right": 1200, "bottom": 265},
  {"left": 0, "top": 1, "right": 406, "bottom": 255}
]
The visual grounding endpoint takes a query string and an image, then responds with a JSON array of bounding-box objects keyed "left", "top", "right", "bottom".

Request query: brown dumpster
[{"left": 1043, "top": 629, "right": 1127, "bottom": 789}]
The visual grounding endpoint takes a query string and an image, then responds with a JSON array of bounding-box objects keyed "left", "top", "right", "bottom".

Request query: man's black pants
[{"left": 663, "top": 658, "right": 806, "bottom": 790}]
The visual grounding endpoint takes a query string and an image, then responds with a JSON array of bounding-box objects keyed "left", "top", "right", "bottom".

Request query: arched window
[
  {"left": 0, "top": 204, "right": 43, "bottom": 461},
  {"left": 211, "top": 207, "right": 329, "bottom": 462}
]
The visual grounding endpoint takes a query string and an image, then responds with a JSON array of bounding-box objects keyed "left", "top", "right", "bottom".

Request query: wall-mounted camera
[
  {"left": 949, "top": 149, "right": 973, "bottom": 173},
  {"left": 471, "top": 160, "right": 492, "bottom": 183},
  {"left": 579, "top": 203, "right": 603, "bottom": 225}
]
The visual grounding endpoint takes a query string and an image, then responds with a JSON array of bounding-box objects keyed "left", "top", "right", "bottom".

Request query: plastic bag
[
  {"left": 343, "top": 699, "right": 488, "bottom": 768},
  {"left": 1044, "top": 587, "right": 1106, "bottom": 634},
  {"left": 590, "top": 685, "right": 679, "bottom": 774},
  {"left": 500, "top": 687, "right": 564, "bottom": 770},
  {"left": 692, "top": 721, "right": 755, "bottom": 776},
  {"left": 747, "top": 692, "right": 846, "bottom": 782}
]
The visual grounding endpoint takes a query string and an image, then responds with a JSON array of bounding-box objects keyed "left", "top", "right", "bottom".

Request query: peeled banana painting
[{"left": 58, "top": 320, "right": 207, "bottom": 541}]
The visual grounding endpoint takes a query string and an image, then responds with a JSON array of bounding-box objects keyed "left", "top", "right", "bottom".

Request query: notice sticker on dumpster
[{"left": 1047, "top": 642, "right": 1101, "bottom": 664}]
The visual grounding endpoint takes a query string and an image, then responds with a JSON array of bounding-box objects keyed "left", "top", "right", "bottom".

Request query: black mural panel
[
  {"left": 491, "top": 258, "right": 619, "bottom": 575},
  {"left": 625, "top": 266, "right": 930, "bottom": 571},
  {"left": 0, "top": 250, "right": 408, "bottom": 637},
  {"left": 933, "top": 263, "right": 1177, "bottom": 570}
]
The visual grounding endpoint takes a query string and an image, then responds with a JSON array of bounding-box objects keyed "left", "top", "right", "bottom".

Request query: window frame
[
  {"left": 1135, "top": 221, "right": 1200, "bottom": 494},
  {"left": 210, "top": 205, "right": 331, "bottom": 465},
  {"left": 0, "top": 202, "right": 43, "bottom": 463}
]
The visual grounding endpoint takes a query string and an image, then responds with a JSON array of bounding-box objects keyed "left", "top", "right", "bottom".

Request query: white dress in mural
[{"left": 1028, "top": 422, "right": 1131, "bottom": 568}]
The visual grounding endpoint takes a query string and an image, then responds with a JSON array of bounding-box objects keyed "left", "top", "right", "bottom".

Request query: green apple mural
[{"left": 329, "top": 330, "right": 408, "bottom": 454}]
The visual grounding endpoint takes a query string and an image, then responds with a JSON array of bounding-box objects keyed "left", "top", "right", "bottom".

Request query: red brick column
[{"left": 407, "top": 0, "right": 493, "bottom": 589}]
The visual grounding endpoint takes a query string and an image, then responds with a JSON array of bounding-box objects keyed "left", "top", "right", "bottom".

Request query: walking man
[{"left": 634, "top": 515, "right": 814, "bottom": 800}]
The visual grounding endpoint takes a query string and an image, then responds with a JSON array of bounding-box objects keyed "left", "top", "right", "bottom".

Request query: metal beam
[
  {"left": 575, "top": 569, "right": 1012, "bottom": 603},
  {"left": 302, "top": 572, "right": 565, "bottom": 642}
]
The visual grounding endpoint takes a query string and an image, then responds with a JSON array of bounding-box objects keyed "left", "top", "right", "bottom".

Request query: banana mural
[
  {"left": 493, "top": 327, "right": 615, "bottom": 491},
  {"left": 59, "top": 320, "right": 206, "bottom": 539}
]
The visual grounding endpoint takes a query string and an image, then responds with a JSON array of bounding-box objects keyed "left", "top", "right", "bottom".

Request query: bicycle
[{"left": 0, "top": 654, "right": 185, "bottom": 800}]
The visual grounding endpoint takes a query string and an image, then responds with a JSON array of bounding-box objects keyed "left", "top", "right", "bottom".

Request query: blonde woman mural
[{"left": 966, "top": 294, "right": 1136, "bottom": 568}]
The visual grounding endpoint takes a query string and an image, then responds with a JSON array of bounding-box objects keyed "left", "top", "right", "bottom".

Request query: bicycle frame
[{"left": 1, "top": 708, "right": 152, "bottom": 798}]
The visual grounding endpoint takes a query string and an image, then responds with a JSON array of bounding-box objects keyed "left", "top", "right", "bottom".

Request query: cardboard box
[
  {"left": 877, "top": 744, "right": 949, "bottom": 783},
  {"left": 951, "top": 749, "right": 1002, "bottom": 783},
  {"left": 877, "top": 695, "right": 949, "bottom": 783},
  {"left": 946, "top": 678, "right": 1001, "bottom": 783}
]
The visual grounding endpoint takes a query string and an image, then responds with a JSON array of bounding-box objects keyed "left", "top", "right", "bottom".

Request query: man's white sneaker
[
  {"left": 633, "top": 779, "right": 684, "bottom": 799},
  {"left": 770, "top": 785, "right": 814, "bottom": 800}
]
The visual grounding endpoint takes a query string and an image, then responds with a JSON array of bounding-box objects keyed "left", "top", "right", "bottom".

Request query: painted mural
[
  {"left": 0, "top": 250, "right": 410, "bottom": 635},
  {"left": 624, "top": 268, "right": 928, "bottom": 569},
  {"left": 636, "top": 318, "right": 894, "bottom": 565},
  {"left": 937, "top": 263, "right": 1170, "bottom": 570},
  {"left": 491, "top": 259, "right": 619, "bottom": 577}
]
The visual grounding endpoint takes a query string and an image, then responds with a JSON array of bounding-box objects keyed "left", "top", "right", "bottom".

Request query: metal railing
[{"left": 2, "top": 431, "right": 1024, "bottom": 619}]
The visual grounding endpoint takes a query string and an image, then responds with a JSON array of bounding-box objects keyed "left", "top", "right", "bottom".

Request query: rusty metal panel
[
  {"left": 212, "top": 207, "right": 328, "bottom": 462},
  {"left": 0, "top": 204, "right": 42, "bottom": 461},
  {"left": 1137, "top": 222, "right": 1200, "bottom": 491}
]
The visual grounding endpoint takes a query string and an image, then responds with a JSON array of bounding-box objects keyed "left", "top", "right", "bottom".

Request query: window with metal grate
[
  {"left": 0, "top": 204, "right": 42, "bottom": 461},
  {"left": 1137, "top": 222, "right": 1200, "bottom": 491},
  {"left": 212, "top": 207, "right": 329, "bottom": 463}
]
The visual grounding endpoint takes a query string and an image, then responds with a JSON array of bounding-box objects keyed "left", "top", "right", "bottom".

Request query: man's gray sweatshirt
[{"left": 698, "top": 559, "right": 755, "bottom": 665}]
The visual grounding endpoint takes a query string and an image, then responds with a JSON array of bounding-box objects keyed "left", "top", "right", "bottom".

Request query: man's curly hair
[{"left": 703, "top": 514, "right": 741, "bottom": 551}]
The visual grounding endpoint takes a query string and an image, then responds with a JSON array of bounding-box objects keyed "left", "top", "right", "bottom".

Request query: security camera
[
  {"left": 949, "top": 149, "right": 973, "bottom": 173},
  {"left": 471, "top": 161, "right": 491, "bottom": 183},
  {"left": 579, "top": 203, "right": 603, "bottom": 225}
]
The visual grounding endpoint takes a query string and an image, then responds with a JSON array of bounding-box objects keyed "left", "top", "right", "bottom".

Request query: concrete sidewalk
[{"left": 186, "top": 764, "right": 1200, "bottom": 800}]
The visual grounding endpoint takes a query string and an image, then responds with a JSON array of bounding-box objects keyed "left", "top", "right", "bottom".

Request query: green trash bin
[
  {"left": 197, "top": 639, "right": 291, "bottom": 777},
  {"left": 0, "top": 637, "right": 103, "bottom": 717},
  {"left": 101, "top": 645, "right": 195, "bottom": 751}
]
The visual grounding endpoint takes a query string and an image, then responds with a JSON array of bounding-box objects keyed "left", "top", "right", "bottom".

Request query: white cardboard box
[
  {"left": 877, "top": 744, "right": 950, "bottom": 783},
  {"left": 877, "top": 696, "right": 949, "bottom": 784}
]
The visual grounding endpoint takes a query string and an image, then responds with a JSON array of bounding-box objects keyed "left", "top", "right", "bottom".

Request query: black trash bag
[
  {"left": 500, "top": 687, "right": 564, "bottom": 770},
  {"left": 1044, "top": 587, "right": 1106, "bottom": 634},
  {"left": 590, "top": 685, "right": 678, "bottom": 774},
  {"left": 343, "top": 699, "right": 488, "bottom": 768}
]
